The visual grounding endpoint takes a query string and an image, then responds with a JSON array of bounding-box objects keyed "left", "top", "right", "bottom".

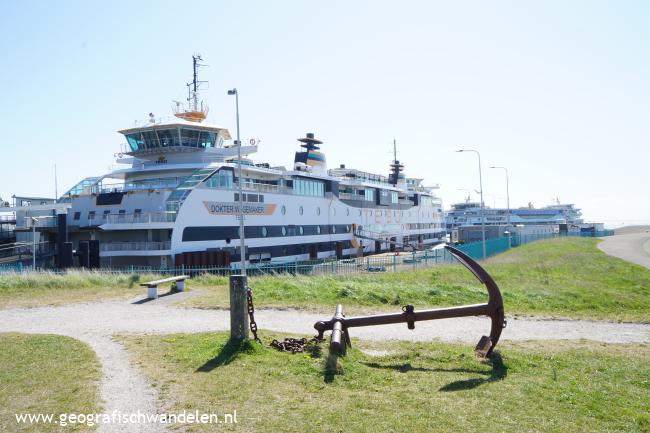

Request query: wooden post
[{"left": 229, "top": 274, "right": 249, "bottom": 340}]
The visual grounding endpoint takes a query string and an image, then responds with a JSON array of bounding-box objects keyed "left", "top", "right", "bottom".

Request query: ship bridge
[{"left": 119, "top": 119, "right": 232, "bottom": 156}]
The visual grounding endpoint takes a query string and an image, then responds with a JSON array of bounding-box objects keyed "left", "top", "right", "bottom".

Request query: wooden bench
[{"left": 140, "top": 275, "right": 189, "bottom": 299}]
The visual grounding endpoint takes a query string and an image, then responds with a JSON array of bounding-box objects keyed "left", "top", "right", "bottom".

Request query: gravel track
[{"left": 1, "top": 295, "right": 648, "bottom": 432}]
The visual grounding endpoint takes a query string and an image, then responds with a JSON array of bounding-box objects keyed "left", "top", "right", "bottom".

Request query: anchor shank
[{"left": 343, "top": 303, "right": 492, "bottom": 328}]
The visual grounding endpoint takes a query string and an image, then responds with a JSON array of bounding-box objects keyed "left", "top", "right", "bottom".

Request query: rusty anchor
[{"left": 313, "top": 244, "right": 506, "bottom": 357}]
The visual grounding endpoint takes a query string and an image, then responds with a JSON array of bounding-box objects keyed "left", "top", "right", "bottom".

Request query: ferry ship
[
  {"left": 445, "top": 197, "right": 583, "bottom": 231},
  {"left": 21, "top": 56, "right": 445, "bottom": 269}
]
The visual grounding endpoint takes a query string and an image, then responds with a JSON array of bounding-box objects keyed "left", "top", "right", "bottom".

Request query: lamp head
[{"left": 227, "top": 89, "right": 237, "bottom": 95}]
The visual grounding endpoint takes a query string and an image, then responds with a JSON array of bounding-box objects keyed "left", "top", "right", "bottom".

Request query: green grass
[
  {"left": 0, "top": 271, "right": 163, "bottom": 308},
  {"left": 0, "top": 333, "right": 102, "bottom": 433},
  {"left": 183, "top": 238, "right": 650, "bottom": 322},
  {"left": 121, "top": 331, "right": 650, "bottom": 433}
]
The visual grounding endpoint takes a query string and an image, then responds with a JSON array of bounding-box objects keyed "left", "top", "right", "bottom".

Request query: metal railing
[
  {"left": 100, "top": 241, "right": 171, "bottom": 252},
  {"left": 0, "top": 230, "right": 616, "bottom": 275},
  {"left": 103, "top": 212, "right": 177, "bottom": 225}
]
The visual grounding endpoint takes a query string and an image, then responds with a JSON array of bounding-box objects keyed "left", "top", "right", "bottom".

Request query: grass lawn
[
  {"left": 0, "top": 333, "right": 102, "bottom": 433},
  {"left": 121, "top": 331, "right": 650, "bottom": 433},
  {"left": 183, "top": 238, "right": 650, "bottom": 322},
  {"left": 0, "top": 271, "right": 162, "bottom": 308}
]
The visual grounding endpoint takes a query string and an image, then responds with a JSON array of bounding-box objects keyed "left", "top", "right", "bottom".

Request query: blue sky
[{"left": 1, "top": 0, "right": 648, "bottom": 226}]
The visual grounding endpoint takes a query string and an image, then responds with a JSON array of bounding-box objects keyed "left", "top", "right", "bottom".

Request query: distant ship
[
  {"left": 18, "top": 55, "right": 445, "bottom": 269},
  {"left": 445, "top": 197, "right": 583, "bottom": 231}
]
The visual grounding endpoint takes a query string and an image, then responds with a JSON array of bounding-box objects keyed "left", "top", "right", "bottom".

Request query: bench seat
[{"left": 140, "top": 275, "right": 189, "bottom": 299}]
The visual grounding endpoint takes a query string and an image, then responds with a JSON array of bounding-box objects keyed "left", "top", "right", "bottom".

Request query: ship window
[
  {"left": 346, "top": 208, "right": 350, "bottom": 216},
  {"left": 198, "top": 131, "right": 217, "bottom": 148},
  {"left": 142, "top": 131, "right": 158, "bottom": 149},
  {"left": 299, "top": 206, "right": 304, "bottom": 215},
  {"left": 281, "top": 205, "right": 286, "bottom": 215},
  {"left": 299, "top": 226, "right": 304, "bottom": 235},
  {"left": 261, "top": 227, "right": 268, "bottom": 237},
  {"left": 73, "top": 212, "right": 80, "bottom": 221},
  {"left": 332, "top": 208, "right": 336, "bottom": 216},
  {"left": 332, "top": 226, "right": 337, "bottom": 234},
  {"left": 316, "top": 226, "right": 321, "bottom": 235},
  {"left": 281, "top": 226, "right": 287, "bottom": 236},
  {"left": 157, "top": 129, "right": 181, "bottom": 147},
  {"left": 181, "top": 129, "right": 201, "bottom": 147},
  {"left": 126, "top": 133, "right": 144, "bottom": 151},
  {"left": 316, "top": 207, "right": 321, "bottom": 216}
]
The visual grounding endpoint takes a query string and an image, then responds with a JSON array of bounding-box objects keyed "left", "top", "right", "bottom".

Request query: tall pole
[
  {"left": 32, "top": 219, "right": 36, "bottom": 269},
  {"left": 490, "top": 166, "right": 510, "bottom": 247},
  {"left": 457, "top": 149, "right": 486, "bottom": 260},
  {"left": 229, "top": 88, "right": 246, "bottom": 276}
]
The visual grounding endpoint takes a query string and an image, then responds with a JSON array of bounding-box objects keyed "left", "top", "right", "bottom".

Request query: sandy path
[
  {"left": 599, "top": 230, "right": 650, "bottom": 269},
  {"left": 1, "top": 296, "right": 648, "bottom": 432}
]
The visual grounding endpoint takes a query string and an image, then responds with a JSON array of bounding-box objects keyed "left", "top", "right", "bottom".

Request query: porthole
[
  {"left": 281, "top": 226, "right": 287, "bottom": 236},
  {"left": 299, "top": 206, "right": 304, "bottom": 215},
  {"left": 316, "top": 207, "right": 321, "bottom": 216},
  {"left": 281, "top": 205, "right": 286, "bottom": 215},
  {"left": 299, "top": 226, "right": 304, "bottom": 235},
  {"left": 316, "top": 226, "right": 321, "bottom": 235},
  {"left": 346, "top": 225, "right": 350, "bottom": 233},
  {"left": 332, "top": 226, "right": 337, "bottom": 234},
  {"left": 261, "top": 227, "right": 268, "bottom": 237},
  {"left": 346, "top": 208, "right": 350, "bottom": 216}
]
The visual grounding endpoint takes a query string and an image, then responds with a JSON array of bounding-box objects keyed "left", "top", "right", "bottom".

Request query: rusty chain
[
  {"left": 245, "top": 286, "right": 262, "bottom": 344},
  {"left": 246, "top": 285, "right": 323, "bottom": 353}
]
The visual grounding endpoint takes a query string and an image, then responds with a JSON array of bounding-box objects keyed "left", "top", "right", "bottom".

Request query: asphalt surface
[{"left": 598, "top": 228, "right": 650, "bottom": 269}]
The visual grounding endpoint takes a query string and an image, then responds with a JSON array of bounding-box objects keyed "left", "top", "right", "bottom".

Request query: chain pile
[{"left": 246, "top": 285, "right": 323, "bottom": 353}]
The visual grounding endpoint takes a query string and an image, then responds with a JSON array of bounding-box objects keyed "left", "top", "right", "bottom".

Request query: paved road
[{"left": 598, "top": 229, "right": 650, "bottom": 269}]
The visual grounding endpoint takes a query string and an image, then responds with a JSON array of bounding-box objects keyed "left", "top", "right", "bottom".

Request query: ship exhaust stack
[{"left": 294, "top": 133, "right": 327, "bottom": 173}]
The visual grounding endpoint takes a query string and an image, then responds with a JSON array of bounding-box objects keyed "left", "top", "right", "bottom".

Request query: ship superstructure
[{"left": 28, "top": 56, "right": 445, "bottom": 268}]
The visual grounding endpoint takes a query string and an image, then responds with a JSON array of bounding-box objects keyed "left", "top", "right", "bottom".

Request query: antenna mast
[
  {"left": 389, "top": 138, "right": 404, "bottom": 186},
  {"left": 175, "top": 54, "right": 209, "bottom": 122}
]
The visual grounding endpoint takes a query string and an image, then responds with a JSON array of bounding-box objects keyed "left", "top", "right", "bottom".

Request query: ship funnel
[{"left": 294, "top": 132, "right": 327, "bottom": 173}]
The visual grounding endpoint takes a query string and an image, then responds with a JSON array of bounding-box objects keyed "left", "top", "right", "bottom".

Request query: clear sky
[{"left": 1, "top": 0, "right": 648, "bottom": 226}]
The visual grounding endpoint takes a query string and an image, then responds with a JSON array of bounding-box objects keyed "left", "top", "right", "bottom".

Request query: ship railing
[
  {"left": 103, "top": 212, "right": 177, "bottom": 225},
  {"left": 236, "top": 181, "right": 289, "bottom": 194},
  {"left": 21, "top": 216, "right": 57, "bottom": 229},
  {"left": 0, "top": 215, "right": 16, "bottom": 223},
  {"left": 100, "top": 241, "right": 171, "bottom": 252},
  {"left": 97, "top": 180, "right": 183, "bottom": 194}
]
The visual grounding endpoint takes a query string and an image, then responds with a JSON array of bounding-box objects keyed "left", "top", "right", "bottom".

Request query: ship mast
[
  {"left": 174, "top": 54, "right": 209, "bottom": 122},
  {"left": 389, "top": 138, "right": 404, "bottom": 186}
]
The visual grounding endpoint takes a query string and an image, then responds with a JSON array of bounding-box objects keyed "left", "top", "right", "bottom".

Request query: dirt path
[
  {"left": 599, "top": 230, "right": 650, "bottom": 269},
  {"left": 1, "top": 296, "right": 648, "bottom": 432}
]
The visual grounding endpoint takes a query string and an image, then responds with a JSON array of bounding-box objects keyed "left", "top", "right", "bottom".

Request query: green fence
[{"left": 0, "top": 230, "right": 615, "bottom": 277}]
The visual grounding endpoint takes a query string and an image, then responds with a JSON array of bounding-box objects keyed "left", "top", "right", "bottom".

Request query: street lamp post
[
  {"left": 227, "top": 88, "right": 250, "bottom": 341},
  {"left": 457, "top": 149, "right": 486, "bottom": 260},
  {"left": 490, "top": 166, "right": 510, "bottom": 247},
  {"left": 227, "top": 88, "right": 246, "bottom": 276}
]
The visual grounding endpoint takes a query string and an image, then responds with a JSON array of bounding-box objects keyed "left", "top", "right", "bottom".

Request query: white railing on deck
[
  {"left": 100, "top": 241, "right": 171, "bottom": 252},
  {"left": 103, "top": 212, "right": 177, "bottom": 225}
]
